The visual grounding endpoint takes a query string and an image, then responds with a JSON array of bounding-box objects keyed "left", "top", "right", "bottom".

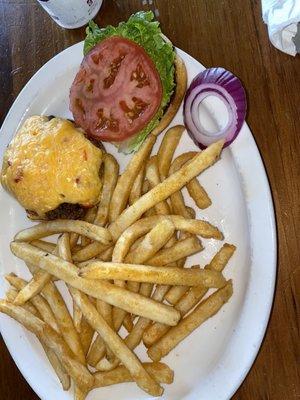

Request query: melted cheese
[{"left": 1, "top": 116, "right": 103, "bottom": 217}]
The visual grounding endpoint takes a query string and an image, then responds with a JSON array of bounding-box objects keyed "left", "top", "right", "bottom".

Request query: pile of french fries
[{"left": 1, "top": 125, "right": 235, "bottom": 399}]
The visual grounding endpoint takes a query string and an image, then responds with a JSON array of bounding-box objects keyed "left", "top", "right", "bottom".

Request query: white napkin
[{"left": 262, "top": 0, "right": 300, "bottom": 56}]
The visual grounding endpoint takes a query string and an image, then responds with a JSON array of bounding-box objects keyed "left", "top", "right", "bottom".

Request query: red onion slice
[{"left": 183, "top": 68, "right": 247, "bottom": 149}]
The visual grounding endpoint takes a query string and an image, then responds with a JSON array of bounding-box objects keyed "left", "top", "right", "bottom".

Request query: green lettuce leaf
[{"left": 84, "top": 11, "right": 175, "bottom": 153}]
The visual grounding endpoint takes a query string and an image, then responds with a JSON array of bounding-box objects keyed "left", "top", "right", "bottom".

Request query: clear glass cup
[{"left": 37, "top": 0, "right": 103, "bottom": 29}]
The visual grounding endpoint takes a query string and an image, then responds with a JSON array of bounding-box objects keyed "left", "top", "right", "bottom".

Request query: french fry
[
  {"left": 69, "top": 232, "right": 79, "bottom": 249},
  {"left": 139, "top": 280, "right": 153, "bottom": 298},
  {"left": 74, "top": 386, "right": 87, "bottom": 400},
  {"left": 5, "top": 274, "right": 60, "bottom": 333},
  {"left": 93, "top": 362, "right": 173, "bottom": 387},
  {"left": 129, "top": 166, "right": 145, "bottom": 205},
  {"left": 94, "top": 153, "right": 119, "bottom": 227},
  {"left": 41, "top": 281, "right": 86, "bottom": 364},
  {"left": 170, "top": 152, "right": 211, "bottom": 209},
  {"left": 44, "top": 343, "right": 71, "bottom": 391},
  {"left": 187, "top": 178, "right": 212, "bottom": 209},
  {"left": 80, "top": 261, "right": 226, "bottom": 288},
  {"left": 157, "top": 125, "right": 185, "bottom": 181},
  {"left": 151, "top": 54, "right": 187, "bottom": 137},
  {"left": 80, "top": 207, "right": 99, "bottom": 246},
  {"left": 145, "top": 156, "right": 171, "bottom": 215},
  {"left": 98, "top": 246, "right": 114, "bottom": 261},
  {"left": 30, "top": 239, "right": 56, "bottom": 253},
  {"left": 5, "top": 288, "right": 71, "bottom": 391},
  {"left": 206, "top": 243, "right": 237, "bottom": 272},
  {"left": 58, "top": 234, "right": 83, "bottom": 335},
  {"left": 58, "top": 233, "right": 72, "bottom": 261},
  {"left": 112, "top": 219, "right": 175, "bottom": 331},
  {"left": 124, "top": 316, "right": 152, "bottom": 351},
  {"left": 80, "top": 316, "right": 95, "bottom": 356},
  {"left": 164, "top": 264, "right": 199, "bottom": 305},
  {"left": 109, "top": 134, "right": 156, "bottom": 223},
  {"left": 87, "top": 334, "right": 106, "bottom": 367},
  {"left": 140, "top": 236, "right": 202, "bottom": 308},
  {"left": 86, "top": 299, "right": 113, "bottom": 366},
  {"left": 151, "top": 232, "right": 191, "bottom": 303},
  {"left": 10, "top": 242, "right": 180, "bottom": 326},
  {"left": 123, "top": 314, "right": 134, "bottom": 332},
  {"left": 143, "top": 244, "right": 236, "bottom": 347},
  {"left": 15, "top": 220, "right": 112, "bottom": 245},
  {"left": 13, "top": 268, "right": 52, "bottom": 305},
  {"left": 124, "top": 219, "right": 175, "bottom": 264},
  {"left": 96, "top": 300, "right": 113, "bottom": 327},
  {"left": 73, "top": 303, "right": 83, "bottom": 334},
  {"left": 73, "top": 242, "right": 110, "bottom": 262},
  {"left": 109, "top": 140, "right": 224, "bottom": 240},
  {"left": 165, "top": 283, "right": 190, "bottom": 306},
  {"left": 62, "top": 229, "right": 104, "bottom": 368},
  {"left": 147, "top": 281, "right": 233, "bottom": 361},
  {"left": 56, "top": 233, "right": 86, "bottom": 364},
  {"left": 69, "top": 288, "right": 163, "bottom": 396},
  {"left": 95, "top": 356, "right": 120, "bottom": 371},
  {"left": 186, "top": 206, "right": 196, "bottom": 219},
  {"left": 0, "top": 300, "right": 94, "bottom": 391},
  {"left": 147, "top": 236, "right": 203, "bottom": 266},
  {"left": 169, "top": 189, "right": 190, "bottom": 218}
]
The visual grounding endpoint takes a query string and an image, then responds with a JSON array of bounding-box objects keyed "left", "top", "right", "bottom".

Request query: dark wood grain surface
[{"left": 0, "top": 0, "right": 299, "bottom": 399}]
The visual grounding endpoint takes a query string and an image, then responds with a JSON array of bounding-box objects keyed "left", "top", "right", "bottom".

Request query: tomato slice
[{"left": 70, "top": 36, "right": 163, "bottom": 142}]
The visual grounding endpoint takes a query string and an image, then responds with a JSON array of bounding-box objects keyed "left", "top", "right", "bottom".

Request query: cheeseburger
[{"left": 1, "top": 116, "right": 103, "bottom": 220}]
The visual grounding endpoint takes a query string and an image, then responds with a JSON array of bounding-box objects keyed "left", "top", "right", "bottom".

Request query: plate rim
[{"left": 0, "top": 41, "right": 277, "bottom": 400}]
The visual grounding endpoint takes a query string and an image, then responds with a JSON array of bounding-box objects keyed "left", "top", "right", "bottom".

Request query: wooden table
[{"left": 0, "top": 0, "right": 299, "bottom": 399}]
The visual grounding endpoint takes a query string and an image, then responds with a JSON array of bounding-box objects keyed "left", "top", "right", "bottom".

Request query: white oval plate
[{"left": 0, "top": 42, "right": 276, "bottom": 400}]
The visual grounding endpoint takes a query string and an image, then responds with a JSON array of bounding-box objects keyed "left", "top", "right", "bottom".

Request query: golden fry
[
  {"left": 123, "top": 314, "right": 134, "bottom": 332},
  {"left": 109, "top": 134, "right": 156, "bottom": 223},
  {"left": 30, "top": 240, "right": 56, "bottom": 253},
  {"left": 164, "top": 265, "right": 199, "bottom": 305},
  {"left": 170, "top": 152, "right": 211, "bottom": 209},
  {"left": 112, "top": 218, "right": 175, "bottom": 332},
  {"left": 74, "top": 386, "right": 87, "bottom": 400},
  {"left": 206, "top": 243, "right": 237, "bottom": 272},
  {"left": 13, "top": 268, "right": 52, "bottom": 305},
  {"left": 147, "top": 282, "right": 233, "bottom": 361},
  {"left": 147, "top": 236, "right": 203, "bottom": 266},
  {"left": 41, "top": 281, "right": 86, "bottom": 364},
  {"left": 145, "top": 156, "right": 170, "bottom": 215},
  {"left": 157, "top": 125, "right": 185, "bottom": 180},
  {"left": 93, "top": 362, "right": 173, "bottom": 387},
  {"left": 15, "top": 220, "right": 112, "bottom": 244},
  {"left": 129, "top": 166, "right": 145, "bottom": 205},
  {"left": 80, "top": 316, "right": 94, "bottom": 356},
  {"left": 94, "top": 153, "right": 119, "bottom": 227},
  {"left": 124, "top": 219, "right": 175, "bottom": 264},
  {"left": 124, "top": 317, "right": 152, "bottom": 351},
  {"left": 80, "top": 261, "right": 226, "bottom": 288},
  {"left": 73, "top": 242, "right": 110, "bottom": 262}
]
